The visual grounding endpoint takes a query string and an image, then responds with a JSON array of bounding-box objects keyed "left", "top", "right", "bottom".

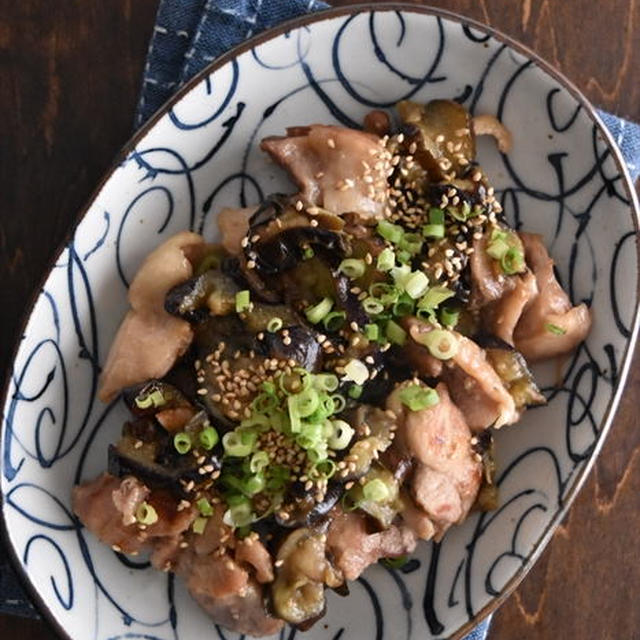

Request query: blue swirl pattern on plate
[{"left": 2, "top": 9, "right": 638, "bottom": 640}]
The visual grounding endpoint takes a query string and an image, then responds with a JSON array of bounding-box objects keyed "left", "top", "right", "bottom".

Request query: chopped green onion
[
  {"left": 381, "top": 556, "right": 408, "bottom": 569},
  {"left": 348, "top": 384, "right": 363, "bottom": 399},
  {"left": 287, "top": 395, "right": 302, "bottom": 433},
  {"left": 396, "top": 249, "right": 412, "bottom": 265},
  {"left": 222, "top": 431, "right": 254, "bottom": 457},
  {"left": 243, "top": 473, "right": 266, "bottom": 496},
  {"left": 192, "top": 516, "right": 208, "bottom": 535},
  {"left": 328, "top": 420, "right": 355, "bottom": 450},
  {"left": 173, "top": 432, "right": 192, "bottom": 455},
  {"left": 339, "top": 258, "right": 366, "bottom": 279},
  {"left": 429, "top": 207, "right": 445, "bottom": 225},
  {"left": 303, "top": 247, "right": 315, "bottom": 260},
  {"left": 252, "top": 391, "right": 278, "bottom": 412},
  {"left": 250, "top": 450, "right": 270, "bottom": 473},
  {"left": 135, "top": 389, "right": 166, "bottom": 409},
  {"left": 343, "top": 359, "right": 369, "bottom": 385},
  {"left": 377, "top": 220, "right": 404, "bottom": 244},
  {"left": 307, "top": 446, "right": 329, "bottom": 463},
  {"left": 235, "top": 290, "right": 251, "bottom": 313},
  {"left": 447, "top": 202, "right": 472, "bottom": 221},
  {"left": 323, "top": 310, "right": 347, "bottom": 332},
  {"left": 415, "top": 329, "right": 458, "bottom": 360},
  {"left": 261, "top": 381, "right": 276, "bottom": 394},
  {"left": 440, "top": 306, "right": 460, "bottom": 328},
  {"left": 331, "top": 394, "right": 346, "bottom": 413},
  {"left": 405, "top": 272, "right": 430, "bottom": 299},
  {"left": 363, "top": 478, "right": 391, "bottom": 502},
  {"left": 314, "top": 374, "right": 339, "bottom": 392},
  {"left": 196, "top": 498, "right": 213, "bottom": 517},
  {"left": 390, "top": 264, "right": 412, "bottom": 289},
  {"left": 418, "top": 286, "right": 455, "bottom": 311},
  {"left": 376, "top": 247, "right": 395, "bottom": 272},
  {"left": 312, "top": 459, "right": 336, "bottom": 479},
  {"left": 135, "top": 501, "right": 158, "bottom": 525},
  {"left": 500, "top": 248, "right": 525, "bottom": 275},
  {"left": 422, "top": 223, "right": 445, "bottom": 239},
  {"left": 294, "top": 387, "right": 320, "bottom": 418},
  {"left": 223, "top": 501, "right": 253, "bottom": 528},
  {"left": 370, "top": 282, "right": 400, "bottom": 305},
  {"left": 393, "top": 292, "right": 415, "bottom": 317},
  {"left": 305, "top": 297, "right": 334, "bottom": 324},
  {"left": 398, "top": 384, "right": 439, "bottom": 411},
  {"left": 486, "top": 237, "right": 509, "bottom": 260},
  {"left": 364, "top": 324, "right": 379, "bottom": 341},
  {"left": 267, "top": 317, "right": 283, "bottom": 333},
  {"left": 545, "top": 323, "right": 567, "bottom": 335},
  {"left": 399, "top": 232, "right": 424, "bottom": 256},
  {"left": 386, "top": 319, "right": 407, "bottom": 345},
  {"left": 363, "top": 297, "right": 384, "bottom": 315},
  {"left": 199, "top": 426, "right": 219, "bottom": 450}
]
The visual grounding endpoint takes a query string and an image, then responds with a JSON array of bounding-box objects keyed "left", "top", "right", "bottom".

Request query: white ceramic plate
[{"left": 2, "top": 5, "right": 639, "bottom": 640}]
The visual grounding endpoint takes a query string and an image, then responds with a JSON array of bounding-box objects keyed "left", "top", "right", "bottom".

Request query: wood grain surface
[{"left": 0, "top": 1, "right": 638, "bottom": 639}]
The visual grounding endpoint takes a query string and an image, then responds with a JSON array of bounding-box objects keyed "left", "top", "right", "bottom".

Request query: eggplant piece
[
  {"left": 107, "top": 417, "right": 219, "bottom": 494},
  {"left": 241, "top": 303, "right": 300, "bottom": 334},
  {"left": 275, "top": 482, "right": 344, "bottom": 528},
  {"left": 261, "top": 325, "right": 324, "bottom": 372},
  {"left": 339, "top": 406, "right": 395, "bottom": 482},
  {"left": 476, "top": 334, "right": 545, "bottom": 410},
  {"left": 397, "top": 99, "right": 475, "bottom": 180},
  {"left": 270, "top": 528, "right": 342, "bottom": 627},
  {"left": 344, "top": 465, "right": 401, "bottom": 530},
  {"left": 472, "top": 430, "right": 498, "bottom": 511},
  {"left": 165, "top": 269, "right": 238, "bottom": 322},
  {"left": 122, "top": 380, "right": 192, "bottom": 418}
]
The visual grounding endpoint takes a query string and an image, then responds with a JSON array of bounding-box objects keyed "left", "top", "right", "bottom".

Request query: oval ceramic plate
[{"left": 2, "top": 5, "right": 639, "bottom": 640}]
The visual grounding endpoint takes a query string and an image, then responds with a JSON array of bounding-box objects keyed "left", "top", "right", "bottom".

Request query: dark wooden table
[{"left": 1, "top": 1, "right": 638, "bottom": 638}]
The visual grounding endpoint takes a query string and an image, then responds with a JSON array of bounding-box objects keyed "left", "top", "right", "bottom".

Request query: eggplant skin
[
  {"left": 164, "top": 270, "right": 238, "bottom": 323},
  {"left": 260, "top": 325, "right": 323, "bottom": 372},
  {"left": 107, "top": 418, "right": 220, "bottom": 495}
]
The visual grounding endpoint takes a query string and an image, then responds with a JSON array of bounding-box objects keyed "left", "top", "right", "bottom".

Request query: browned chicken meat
[
  {"left": 99, "top": 232, "right": 203, "bottom": 402},
  {"left": 261, "top": 124, "right": 391, "bottom": 219},
  {"left": 388, "top": 383, "right": 482, "bottom": 540},
  {"left": 514, "top": 233, "right": 592, "bottom": 360}
]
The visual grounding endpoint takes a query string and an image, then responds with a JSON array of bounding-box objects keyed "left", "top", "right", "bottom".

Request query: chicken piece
[
  {"left": 482, "top": 270, "right": 538, "bottom": 345},
  {"left": 514, "top": 233, "right": 592, "bottom": 361},
  {"left": 235, "top": 535, "right": 274, "bottom": 584},
  {"left": 72, "top": 473, "right": 196, "bottom": 555},
  {"left": 99, "top": 232, "right": 203, "bottom": 402},
  {"left": 261, "top": 125, "right": 390, "bottom": 219},
  {"left": 406, "top": 319, "right": 518, "bottom": 429},
  {"left": 217, "top": 206, "right": 254, "bottom": 255},
  {"left": 174, "top": 541, "right": 283, "bottom": 637},
  {"left": 192, "top": 582, "right": 284, "bottom": 637},
  {"left": 327, "top": 510, "right": 417, "bottom": 581},
  {"left": 387, "top": 383, "right": 482, "bottom": 540},
  {"left": 398, "top": 491, "right": 436, "bottom": 540}
]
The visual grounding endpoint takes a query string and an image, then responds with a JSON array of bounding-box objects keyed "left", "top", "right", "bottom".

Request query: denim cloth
[{"left": 2, "top": 0, "right": 639, "bottom": 633}]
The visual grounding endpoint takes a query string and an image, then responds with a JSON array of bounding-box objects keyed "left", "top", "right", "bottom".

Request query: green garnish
[
  {"left": 398, "top": 384, "right": 439, "bottom": 411},
  {"left": 339, "top": 258, "right": 366, "bottom": 279},
  {"left": 173, "top": 432, "right": 192, "bottom": 455},
  {"left": 235, "top": 290, "right": 251, "bottom": 313},
  {"left": 135, "top": 501, "right": 158, "bottom": 525},
  {"left": 305, "top": 297, "right": 334, "bottom": 324},
  {"left": 545, "top": 323, "right": 567, "bottom": 335}
]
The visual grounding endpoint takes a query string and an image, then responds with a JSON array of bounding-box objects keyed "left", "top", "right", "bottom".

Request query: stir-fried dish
[{"left": 73, "top": 100, "right": 592, "bottom": 636}]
